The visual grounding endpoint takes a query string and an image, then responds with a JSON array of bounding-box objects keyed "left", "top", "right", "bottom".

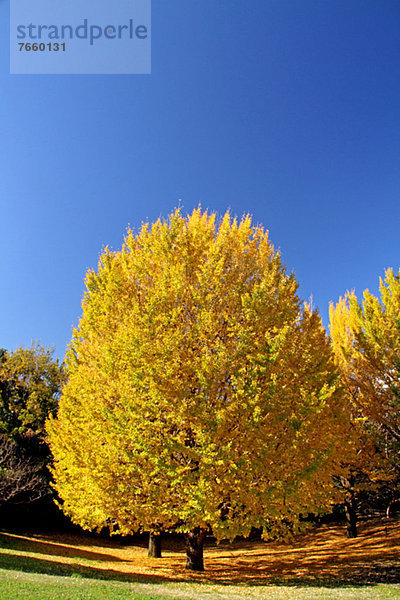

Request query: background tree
[
  {"left": 0, "top": 343, "right": 64, "bottom": 513},
  {"left": 48, "top": 209, "right": 351, "bottom": 571},
  {"left": 0, "top": 435, "right": 46, "bottom": 507},
  {"left": 0, "top": 343, "right": 63, "bottom": 439},
  {"left": 330, "top": 268, "right": 400, "bottom": 529}
]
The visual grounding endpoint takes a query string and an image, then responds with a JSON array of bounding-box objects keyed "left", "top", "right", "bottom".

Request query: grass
[
  {"left": 1, "top": 517, "right": 400, "bottom": 599},
  {"left": 1, "top": 570, "right": 400, "bottom": 600}
]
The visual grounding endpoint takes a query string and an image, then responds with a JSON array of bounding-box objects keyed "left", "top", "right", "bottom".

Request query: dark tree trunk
[
  {"left": 148, "top": 532, "right": 162, "bottom": 558},
  {"left": 338, "top": 474, "right": 357, "bottom": 538},
  {"left": 344, "top": 495, "right": 357, "bottom": 538},
  {"left": 185, "top": 527, "right": 205, "bottom": 571}
]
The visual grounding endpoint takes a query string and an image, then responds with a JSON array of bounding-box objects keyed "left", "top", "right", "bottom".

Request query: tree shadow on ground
[
  {"left": 0, "top": 550, "right": 169, "bottom": 584},
  {"left": 0, "top": 532, "right": 125, "bottom": 562},
  {"left": 0, "top": 518, "right": 399, "bottom": 589}
]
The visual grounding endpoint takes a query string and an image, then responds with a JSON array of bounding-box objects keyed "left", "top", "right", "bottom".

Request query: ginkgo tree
[
  {"left": 48, "top": 208, "right": 351, "bottom": 571},
  {"left": 330, "top": 268, "right": 400, "bottom": 527}
]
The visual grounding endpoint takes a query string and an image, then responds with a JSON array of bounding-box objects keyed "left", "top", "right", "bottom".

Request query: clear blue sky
[{"left": 1, "top": 1, "right": 400, "bottom": 359}]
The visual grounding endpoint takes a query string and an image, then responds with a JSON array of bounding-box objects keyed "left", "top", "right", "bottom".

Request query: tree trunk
[
  {"left": 338, "top": 474, "right": 357, "bottom": 538},
  {"left": 344, "top": 495, "right": 357, "bottom": 538},
  {"left": 185, "top": 527, "right": 205, "bottom": 571},
  {"left": 148, "top": 532, "right": 162, "bottom": 558}
]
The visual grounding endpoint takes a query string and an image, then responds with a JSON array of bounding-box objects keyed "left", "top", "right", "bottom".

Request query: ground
[{"left": 0, "top": 517, "right": 399, "bottom": 599}]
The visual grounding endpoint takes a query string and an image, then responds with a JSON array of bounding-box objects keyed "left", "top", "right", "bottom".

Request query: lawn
[{"left": 1, "top": 517, "right": 400, "bottom": 599}]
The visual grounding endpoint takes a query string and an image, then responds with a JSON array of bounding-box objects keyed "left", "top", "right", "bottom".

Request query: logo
[{"left": 10, "top": 0, "right": 151, "bottom": 75}]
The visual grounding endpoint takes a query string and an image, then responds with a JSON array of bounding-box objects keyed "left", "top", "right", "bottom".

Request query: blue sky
[{"left": 1, "top": 0, "right": 400, "bottom": 359}]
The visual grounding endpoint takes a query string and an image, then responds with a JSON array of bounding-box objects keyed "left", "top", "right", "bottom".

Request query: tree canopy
[
  {"left": 48, "top": 209, "right": 350, "bottom": 569},
  {"left": 0, "top": 342, "right": 63, "bottom": 441},
  {"left": 330, "top": 268, "right": 400, "bottom": 514},
  {"left": 0, "top": 343, "right": 64, "bottom": 508}
]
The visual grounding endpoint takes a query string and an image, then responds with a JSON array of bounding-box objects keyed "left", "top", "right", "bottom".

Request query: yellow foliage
[
  {"left": 329, "top": 268, "right": 400, "bottom": 486},
  {"left": 48, "top": 208, "right": 350, "bottom": 541}
]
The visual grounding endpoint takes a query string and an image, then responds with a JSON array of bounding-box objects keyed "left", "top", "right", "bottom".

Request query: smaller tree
[
  {"left": 0, "top": 343, "right": 63, "bottom": 441},
  {"left": 330, "top": 268, "right": 400, "bottom": 529},
  {"left": 0, "top": 435, "right": 47, "bottom": 507},
  {"left": 0, "top": 343, "right": 64, "bottom": 516}
]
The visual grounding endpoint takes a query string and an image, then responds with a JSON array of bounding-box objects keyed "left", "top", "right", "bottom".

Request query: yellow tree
[
  {"left": 330, "top": 268, "right": 400, "bottom": 529},
  {"left": 48, "top": 209, "right": 350, "bottom": 570}
]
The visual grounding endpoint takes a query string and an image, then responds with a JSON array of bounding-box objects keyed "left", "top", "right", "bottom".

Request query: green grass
[
  {"left": 1, "top": 566, "right": 400, "bottom": 600},
  {"left": 1, "top": 570, "right": 135, "bottom": 600}
]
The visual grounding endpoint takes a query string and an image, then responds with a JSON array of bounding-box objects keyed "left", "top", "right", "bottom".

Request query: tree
[
  {"left": 0, "top": 343, "right": 64, "bottom": 511},
  {"left": 0, "top": 343, "right": 63, "bottom": 441},
  {"left": 48, "top": 208, "right": 350, "bottom": 570},
  {"left": 0, "top": 435, "right": 47, "bottom": 506},
  {"left": 330, "top": 268, "right": 400, "bottom": 528}
]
